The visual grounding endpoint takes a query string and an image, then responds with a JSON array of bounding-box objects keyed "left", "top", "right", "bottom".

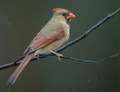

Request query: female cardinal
[{"left": 7, "top": 8, "right": 75, "bottom": 84}]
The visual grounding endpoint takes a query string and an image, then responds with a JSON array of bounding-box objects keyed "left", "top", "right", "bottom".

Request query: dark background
[{"left": 0, "top": 0, "right": 120, "bottom": 92}]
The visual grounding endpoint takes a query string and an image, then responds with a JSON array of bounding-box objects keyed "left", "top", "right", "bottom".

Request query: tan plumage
[
  {"left": 25, "top": 8, "right": 71, "bottom": 54},
  {"left": 7, "top": 8, "right": 75, "bottom": 85}
]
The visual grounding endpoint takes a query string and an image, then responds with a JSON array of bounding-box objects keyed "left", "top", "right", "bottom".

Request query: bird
[{"left": 7, "top": 8, "right": 75, "bottom": 85}]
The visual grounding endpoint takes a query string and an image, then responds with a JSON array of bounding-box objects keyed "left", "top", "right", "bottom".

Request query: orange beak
[{"left": 67, "top": 13, "right": 75, "bottom": 19}]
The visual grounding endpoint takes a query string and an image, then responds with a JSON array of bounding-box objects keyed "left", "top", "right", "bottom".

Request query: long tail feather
[{"left": 7, "top": 52, "right": 35, "bottom": 85}]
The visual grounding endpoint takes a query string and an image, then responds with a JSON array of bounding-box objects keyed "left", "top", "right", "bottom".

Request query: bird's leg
[
  {"left": 37, "top": 54, "right": 40, "bottom": 60},
  {"left": 49, "top": 50, "right": 63, "bottom": 61}
]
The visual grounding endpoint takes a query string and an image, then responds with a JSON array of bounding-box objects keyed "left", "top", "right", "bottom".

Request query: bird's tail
[{"left": 7, "top": 52, "right": 35, "bottom": 85}]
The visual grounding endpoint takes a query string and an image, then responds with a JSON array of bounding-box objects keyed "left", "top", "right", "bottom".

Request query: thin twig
[
  {"left": 0, "top": 8, "right": 120, "bottom": 70},
  {"left": 62, "top": 52, "right": 120, "bottom": 63}
]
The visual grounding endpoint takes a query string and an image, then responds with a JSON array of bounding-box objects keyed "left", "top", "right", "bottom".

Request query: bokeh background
[{"left": 0, "top": 0, "right": 120, "bottom": 92}]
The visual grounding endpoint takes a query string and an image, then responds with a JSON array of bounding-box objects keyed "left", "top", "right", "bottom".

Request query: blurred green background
[{"left": 0, "top": 0, "right": 120, "bottom": 92}]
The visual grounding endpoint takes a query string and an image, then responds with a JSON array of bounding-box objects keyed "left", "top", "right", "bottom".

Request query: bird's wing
[{"left": 24, "top": 28, "right": 64, "bottom": 53}]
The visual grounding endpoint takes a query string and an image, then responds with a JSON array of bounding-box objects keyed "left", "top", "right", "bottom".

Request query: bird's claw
[
  {"left": 57, "top": 53, "right": 63, "bottom": 61},
  {"left": 49, "top": 50, "right": 63, "bottom": 61}
]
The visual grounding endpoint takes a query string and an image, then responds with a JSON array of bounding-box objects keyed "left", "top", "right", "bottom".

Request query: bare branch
[
  {"left": 0, "top": 8, "right": 120, "bottom": 70},
  {"left": 62, "top": 52, "right": 120, "bottom": 63}
]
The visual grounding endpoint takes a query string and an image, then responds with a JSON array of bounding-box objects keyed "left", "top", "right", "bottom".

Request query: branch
[
  {"left": 61, "top": 52, "right": 120, "bottom": 63},
  {"left": 0, "top": 8, "right": 120, "bottom": 70}
]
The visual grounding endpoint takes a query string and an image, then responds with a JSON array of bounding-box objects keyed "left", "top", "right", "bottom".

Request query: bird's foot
[{"left": 49, "top": 50, "right": 63, "bottom": 61}]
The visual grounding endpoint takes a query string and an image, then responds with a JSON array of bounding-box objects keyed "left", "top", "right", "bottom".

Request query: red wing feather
[
  {"left": 32, "top": 39, "right": 55, "bottom": 50},
  {"left": 29, "top": 28, "right": 64, "bottom": 51}
]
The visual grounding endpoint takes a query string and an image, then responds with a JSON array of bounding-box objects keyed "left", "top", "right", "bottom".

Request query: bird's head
[{"left": 52, "top": 8, "right": 75, "bottom": 24}]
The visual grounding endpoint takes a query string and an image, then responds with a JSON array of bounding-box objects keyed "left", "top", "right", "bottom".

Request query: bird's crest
[{"left": 52, "top": 8, "right": 62, "bottom": 12}]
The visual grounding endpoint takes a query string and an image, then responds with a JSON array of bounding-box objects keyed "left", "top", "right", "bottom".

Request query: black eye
[{"left": 62, "top": 13, "right": 67, "bottom": 16}]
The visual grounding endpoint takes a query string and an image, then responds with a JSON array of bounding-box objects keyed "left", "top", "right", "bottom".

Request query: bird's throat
[{"left": 66, "top": 19, "right": 71, "bottom": 25}]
